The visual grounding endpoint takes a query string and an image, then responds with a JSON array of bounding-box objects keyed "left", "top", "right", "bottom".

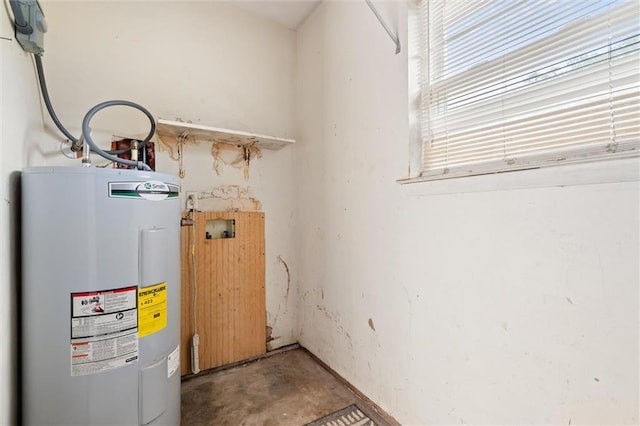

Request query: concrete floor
[{"left": 181, "top": 347, "right": 395, "bottom": 426}]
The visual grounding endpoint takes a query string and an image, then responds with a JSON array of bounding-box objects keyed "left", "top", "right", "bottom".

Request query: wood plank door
[{"left": 180, "top": 211, "right": 266, "bottom": 375}]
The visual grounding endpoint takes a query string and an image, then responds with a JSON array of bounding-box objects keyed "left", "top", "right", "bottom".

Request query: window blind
[{"left": 418, "top": 0, "right": 640, "bottom": 179}]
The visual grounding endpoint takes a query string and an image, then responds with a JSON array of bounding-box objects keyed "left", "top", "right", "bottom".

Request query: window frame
[{"left": 403, "top": 0, "right": 640, "bottom": 186}]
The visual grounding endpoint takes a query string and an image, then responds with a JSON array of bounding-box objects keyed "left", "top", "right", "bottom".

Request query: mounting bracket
[{"left": 365, "top": 0, "right": 401, "bottom": 54}]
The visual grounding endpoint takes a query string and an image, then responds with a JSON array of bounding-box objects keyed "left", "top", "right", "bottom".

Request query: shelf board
[{"left": 156, "top": 119, "right": 295, "bottom": 150}]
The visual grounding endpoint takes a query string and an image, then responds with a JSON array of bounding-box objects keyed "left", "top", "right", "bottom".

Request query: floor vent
[{"left": 305, "top": 404, "right": 387, "bottom": 426}]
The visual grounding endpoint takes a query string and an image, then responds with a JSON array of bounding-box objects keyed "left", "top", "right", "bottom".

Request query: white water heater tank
[{"left": 22, "top": 167, "right": 181, "bottom": 425}]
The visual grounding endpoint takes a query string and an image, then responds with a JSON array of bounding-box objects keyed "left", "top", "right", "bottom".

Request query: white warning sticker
[
  {"left": 70, "top": 286, "right": 139, "bottom": 376},
  {"left": 167, "top": 345, "right": 180, "bottom": 378}
]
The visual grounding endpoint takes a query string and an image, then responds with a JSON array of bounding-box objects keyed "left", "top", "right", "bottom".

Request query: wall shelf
[{"left": 156, "top": 119, "right": 295, "bottom": 150}]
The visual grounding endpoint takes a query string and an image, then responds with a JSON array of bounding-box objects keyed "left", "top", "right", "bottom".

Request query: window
[{"left": 413, "top": 0, "right": 640, "bottom": 181}]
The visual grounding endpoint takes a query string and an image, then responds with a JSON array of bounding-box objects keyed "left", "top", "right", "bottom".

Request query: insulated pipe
[
  {"left": 82, "top": 101, "right": 154, "bottom": 171},
  {"left": 34, "top": 55, "right": 144, "bottom": 156},
  {"left": 34, "top": 54, "right": 77, "bottom": 143}
]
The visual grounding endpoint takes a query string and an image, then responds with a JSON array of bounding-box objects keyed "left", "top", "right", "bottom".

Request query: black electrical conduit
[{"left": 33, "top": 54, "right": 154, "bottom": 169}]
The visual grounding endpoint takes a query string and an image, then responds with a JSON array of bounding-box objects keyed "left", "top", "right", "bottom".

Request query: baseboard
[
  {"left": 181, "top": 343, "right": 301, "bottom": 381},
  {"left": 300, "top": 346, "right": 401, "bottom": 426}
]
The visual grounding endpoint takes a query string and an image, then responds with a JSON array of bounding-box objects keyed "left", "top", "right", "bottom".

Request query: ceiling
[{"left": 230, "top": 0, "right": 321, "bottom": 30}]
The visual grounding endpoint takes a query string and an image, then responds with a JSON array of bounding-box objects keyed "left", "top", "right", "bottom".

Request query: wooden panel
[{"left": 180, "top": 211, "right": 266, "bottom": 375}]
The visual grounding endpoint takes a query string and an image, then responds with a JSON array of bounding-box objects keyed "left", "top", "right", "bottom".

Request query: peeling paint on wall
[
  {"left": 156, "top": 134, "right": 184, "bottom": 161},
  {"left": 156, "top": 134, "right": 262, "bottom": 180},
  {"left": 266, "top": 325, "right": 280, "bottom": 351},
  {"left": 194, "top": 185, "right": 262, "bottom": 212},
  {"left": 211, "top": 142, "right": 261, "bottom": 180},
  {"left": 156, "top": 134, "right": 198, "bottom": 178}
]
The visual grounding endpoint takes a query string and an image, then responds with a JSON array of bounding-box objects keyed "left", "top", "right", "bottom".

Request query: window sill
[{"left": 397, "top": 157, "right": 640, "bottom": 196}]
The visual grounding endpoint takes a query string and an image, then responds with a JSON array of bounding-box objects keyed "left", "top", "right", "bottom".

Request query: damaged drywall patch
[
  {"left": 156, "top": 126, "right": 262, "bottom": 180},
  {"left": 266, "top": 325, "right": 281, "bottom": 351},
  {"left": 156, "top": 127, "right": 199, "bottom": 178},
  {"left": 212, "top": 142, "right": 261, "bottom": 180},
  {"left": 195, "top": 185, "right": 262, "bottom": 212}
]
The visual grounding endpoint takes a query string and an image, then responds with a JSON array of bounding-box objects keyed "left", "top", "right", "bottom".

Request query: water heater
[{"left": 22, "top": 167, "right": 181, "bottom": 425}]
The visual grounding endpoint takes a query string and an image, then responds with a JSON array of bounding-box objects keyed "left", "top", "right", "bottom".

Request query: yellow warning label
[{"left": 138, "top": 282, "right": 167, "bottom": 338}]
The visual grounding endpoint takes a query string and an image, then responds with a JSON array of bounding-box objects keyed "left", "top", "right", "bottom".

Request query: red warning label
[{"left": 70, "top": 286, "right": 139, "bottom": 376}]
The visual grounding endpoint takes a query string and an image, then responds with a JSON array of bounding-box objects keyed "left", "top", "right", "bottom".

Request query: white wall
[
  {"left": 4, "top": 1, "right": 638, "bottom": 424},
  {"left": 42, "top": 1, "right": 299, "bottom": 349},
  {"left": 0, "top": 5, "right": 47, "bottom": 423},
  {"left": 296, "top": 2, "right": 639, "bottom": 425}
]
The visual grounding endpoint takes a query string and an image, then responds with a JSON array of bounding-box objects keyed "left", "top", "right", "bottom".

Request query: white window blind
[{"left": 417, "top": 0, "right": 640, "bottom": 180}]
